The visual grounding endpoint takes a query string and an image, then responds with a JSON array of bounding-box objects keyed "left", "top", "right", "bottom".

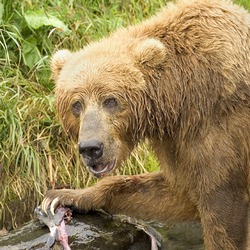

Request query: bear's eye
[
  {"left": 72, "top": 101, "right": 82, "bottom": 116},
  {"left": 103, "top": 97, "right": 118, "bottom": 110}
]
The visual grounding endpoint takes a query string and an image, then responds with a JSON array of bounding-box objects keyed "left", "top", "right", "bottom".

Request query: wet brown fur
[{"left": 45, "top": 0, "right": 250, "bottom": 249}]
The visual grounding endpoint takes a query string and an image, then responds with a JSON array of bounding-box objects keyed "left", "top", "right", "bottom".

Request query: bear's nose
[{"left": 78, "top": 140, "right": 104, "bottom": 160}]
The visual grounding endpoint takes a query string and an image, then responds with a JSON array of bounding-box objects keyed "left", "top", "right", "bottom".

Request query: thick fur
[{"left": 44, "top": 0, "right": 250, "bottom": 249}]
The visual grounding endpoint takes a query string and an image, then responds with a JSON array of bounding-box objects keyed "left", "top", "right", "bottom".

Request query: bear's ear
[
  {"left": 51, "top": 49, "right": 72, "bottom": 81},
  {"left": 133, "top": 38, "right": 166, "bottom": 68}
]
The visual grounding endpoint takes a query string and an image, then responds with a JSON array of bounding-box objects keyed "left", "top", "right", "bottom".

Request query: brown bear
[{"left": 42, "top": 0, "right": 250, "bottom": 249}]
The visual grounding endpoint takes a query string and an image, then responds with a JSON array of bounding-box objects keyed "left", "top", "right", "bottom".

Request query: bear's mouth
[{"left": 89, "top": 160, "right": 116, "bottom": 178}]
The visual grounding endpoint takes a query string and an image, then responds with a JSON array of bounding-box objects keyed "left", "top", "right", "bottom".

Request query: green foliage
[
  {"left": 0, "top": 2, "right": 3, "bottom": 22},
  {"left": 24, "top": 10, "right": 70, "bottom": 32},
  {"left": 235, "top": 0, "right": 250, "bottom": 9},
  {"left": 0, "top": 0, "right": 72, "bottom": 89}
]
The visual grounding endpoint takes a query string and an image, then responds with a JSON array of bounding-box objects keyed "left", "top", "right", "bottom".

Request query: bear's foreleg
[
  {"left": 42, "top": 171, "right": 198, "bottom": 223},
  {"left": 197, "top": 173, "right": 249, "bottom": 250}
]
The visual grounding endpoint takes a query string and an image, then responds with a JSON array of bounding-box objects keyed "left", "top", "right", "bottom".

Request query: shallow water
[
  {"left": 0, "top": 211, "right": 204, "bottom": 250},
  {"left": 154, "top": 222, "right": 204, "bottom": 250}
]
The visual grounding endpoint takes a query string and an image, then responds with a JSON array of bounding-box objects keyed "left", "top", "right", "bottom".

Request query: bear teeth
[{"left": 89, "top": 160, "right": 116, "bottom": 178}]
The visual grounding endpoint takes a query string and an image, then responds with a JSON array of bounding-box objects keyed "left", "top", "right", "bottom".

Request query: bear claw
[
  {"left": 42, "top": 197, "right": 59, "bottom": 215},
  {"left": 50, "top": 197, "right": 60, "bottom": 215}
]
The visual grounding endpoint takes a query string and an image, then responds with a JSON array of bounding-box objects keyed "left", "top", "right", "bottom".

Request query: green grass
[
  {"left": 236, "top": 0, "right": 250, "bottom": 9},
  {"left": 0, "top": 0, "right": 249, "bottom": 229}
]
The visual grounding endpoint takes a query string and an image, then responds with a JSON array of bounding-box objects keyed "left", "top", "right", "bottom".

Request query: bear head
[{"left": 51, "top": 38, "right": 166, "bottom": 178}]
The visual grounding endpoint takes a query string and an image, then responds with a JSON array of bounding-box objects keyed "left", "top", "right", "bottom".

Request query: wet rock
[
  {"left": 0, "top": 211, "right": 204, "bottom": 250},
  {"left": 0, "top": 211, "right": 154, "bottom": 250}
]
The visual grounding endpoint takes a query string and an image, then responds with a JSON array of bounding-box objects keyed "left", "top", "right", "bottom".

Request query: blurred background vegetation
[{"left": 0, "top": 0, "right": 249, "bottom": 230}]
